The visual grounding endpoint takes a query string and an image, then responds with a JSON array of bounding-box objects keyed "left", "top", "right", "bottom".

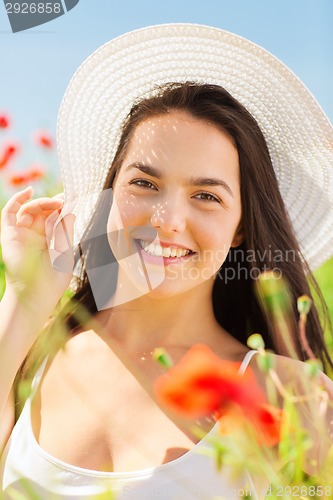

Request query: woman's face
[{"left": 107, "top": 110, "right": 243, "bottom": 300}]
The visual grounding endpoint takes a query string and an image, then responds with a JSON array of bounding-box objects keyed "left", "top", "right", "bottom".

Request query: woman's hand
[
  {"left": 0, "top": 188, "right": 76, "bottom": 422},
  {"left": 0, "top": 186, "right": 75, "bottom": 306}
]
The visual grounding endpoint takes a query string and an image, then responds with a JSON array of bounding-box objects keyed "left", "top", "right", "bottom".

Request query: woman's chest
[{"left": 30, "top": 351, "right": 204, "bottom": 473}]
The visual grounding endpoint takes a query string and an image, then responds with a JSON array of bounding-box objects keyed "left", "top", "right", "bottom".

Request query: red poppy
[
  {"left": 0, "top": 114, "right": 10, "bottom": 129},
  {"left": 0, "top": 144, "right": 18, "bottom": 169},
  {"left": 9, "top": 173, "right": 28, "bottom": 186},
  {"left": 9, "top": 165, "right": 45, "bottom": 186},
  {"left": 27, "top": 165, "right": 44, "bottom": 181},
  {"left": 154, "top": 344, "right": 283, "bottom": 447},
  {"left": 34, "top": 131, "right": 54, "bottom": 148},
  {"left": 217, "top": 401, "right": 283, "bottom": 448},
  {"left": 254, "top": 402, "right": 284, "bottom": 447}
]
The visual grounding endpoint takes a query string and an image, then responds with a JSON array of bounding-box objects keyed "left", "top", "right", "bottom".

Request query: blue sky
[{"left": 0, "top": 0, "right": 332, "bottom": 175}]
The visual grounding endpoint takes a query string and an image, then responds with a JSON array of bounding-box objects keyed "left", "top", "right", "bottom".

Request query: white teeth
[
  {"left": 155, "top": 245, "right": 162, "bottom": 257},
  {"left": 162, "top": 247, "right": 171, "bottom": 258},
  {"left": 147, "top": 243, "right": 155, "bottom": 254},
  {"left": 138, "top": 240, "right": 191, "bottom": 258}
]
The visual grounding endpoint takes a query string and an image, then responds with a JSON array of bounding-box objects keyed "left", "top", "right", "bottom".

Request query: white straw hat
[{"left": 57, "top": 23, "right": 333, "bottom": 270}]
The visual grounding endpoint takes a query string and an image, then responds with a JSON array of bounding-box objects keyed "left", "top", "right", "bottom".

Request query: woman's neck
[{"left": 98, "top": 281, "right": 224, "bottom": 355}]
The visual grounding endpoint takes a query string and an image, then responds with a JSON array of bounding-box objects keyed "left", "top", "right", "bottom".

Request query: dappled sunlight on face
[{"left": 107, "top": 111, "right": 242, "bottom": 301}]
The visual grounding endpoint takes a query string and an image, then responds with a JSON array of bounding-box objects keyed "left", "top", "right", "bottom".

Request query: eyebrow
[{"left": 125, "top": 162, "right": 234, "bottom": 198}]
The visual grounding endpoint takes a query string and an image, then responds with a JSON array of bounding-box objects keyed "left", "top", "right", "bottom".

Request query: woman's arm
[
  {"left": 0, "top": 187, "right": 74, "bottom": 426},
  {"left": 0, "top": 285, "right": 59, "bottom": 423},
  {"left": 0, "top": 388, "right": 14, "bottom": 456}
]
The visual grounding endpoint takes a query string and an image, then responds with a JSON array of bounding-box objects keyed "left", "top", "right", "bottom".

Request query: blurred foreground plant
[
  {"left": 1, "top": 112, "right": 333, "bottom": 498},
  {"left": 153, "top": 271, "right": 333, "bottom": 499}
]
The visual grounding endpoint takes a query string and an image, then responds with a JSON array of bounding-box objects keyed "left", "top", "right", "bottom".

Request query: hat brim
[{"left": 57, "top": 23, "right": 333, "bottom": 270}]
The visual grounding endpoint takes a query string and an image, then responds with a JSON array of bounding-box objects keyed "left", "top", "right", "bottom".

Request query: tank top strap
[
  {"left": 238, "top": 350, "right": 258, "bottom": 376},
  {"left": 30, "top": 356, "right": 49, "bottom": 399}
]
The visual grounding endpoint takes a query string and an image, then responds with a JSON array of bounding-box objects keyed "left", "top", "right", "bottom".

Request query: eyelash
[
  {"left": 129, "top": 179, "right": 222, "bottom": 204},
  {"left": 129, "top": 179, "right": 156, "bottom": 190},
  {"left": 194, "top": 192, "right": 221, "bottom": 203}
]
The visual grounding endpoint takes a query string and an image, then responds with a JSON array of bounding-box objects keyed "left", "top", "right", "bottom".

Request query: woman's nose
[{"left": 150, "top": 201, "right": 186, "bottom": 234}]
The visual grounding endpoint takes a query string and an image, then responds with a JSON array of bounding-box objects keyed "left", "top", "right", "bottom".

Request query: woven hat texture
[{"left": 57, "top": 23, "right": 333, "bottom": 270}]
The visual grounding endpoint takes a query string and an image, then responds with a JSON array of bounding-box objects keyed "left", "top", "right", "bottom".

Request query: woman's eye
[
  {"left": 194, "top": 192, "right": 221, "bottom": 203},
  {"left": 129, "top": 179, "right": 157, "bottom": 190}
]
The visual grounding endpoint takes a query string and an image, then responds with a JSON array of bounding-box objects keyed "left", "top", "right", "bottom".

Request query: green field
[{"left": 313, "top": 256, "right": 333, "bottom": 351}]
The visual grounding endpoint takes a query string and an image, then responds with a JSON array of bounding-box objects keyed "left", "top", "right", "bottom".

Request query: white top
[{"left": 0, "top": 350, "right": 265, "bottom": 499}]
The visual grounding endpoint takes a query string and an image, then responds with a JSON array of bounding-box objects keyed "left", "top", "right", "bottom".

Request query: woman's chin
[{"left": 117, "top": 275, "right": 208, "bottom": 302}]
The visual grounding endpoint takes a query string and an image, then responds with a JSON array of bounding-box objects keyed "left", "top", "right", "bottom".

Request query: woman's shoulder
[
  {"left": 269, "top": 352, "right": 331, "bottom": 381},
  {"left": 61, "top": 325, "right": 108, "bottom": 355},
  {"left": 45, "top": 327, "right": 110, "bottom": 380},
  {"left": 66, "top": 327, "right": 102, "bottom": 346}
]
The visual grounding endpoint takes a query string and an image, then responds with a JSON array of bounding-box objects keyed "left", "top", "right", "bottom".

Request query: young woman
[{"left": 1, "top": 24, "right": 333, "bottom": 499}]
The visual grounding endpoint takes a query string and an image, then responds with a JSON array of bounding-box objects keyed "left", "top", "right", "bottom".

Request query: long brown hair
[
  {"left": 70, "top": 82, "right": 332, "bottom": 364},
  {"left": 15, "top": 82, "right": 333, "bottom": 418}
]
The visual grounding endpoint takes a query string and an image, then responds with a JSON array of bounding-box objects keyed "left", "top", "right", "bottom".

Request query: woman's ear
[{"left": 231, "top": 223, "right": 245, "bottom": 248}]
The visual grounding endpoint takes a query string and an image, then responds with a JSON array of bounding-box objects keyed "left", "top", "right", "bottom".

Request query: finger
[
  {"left": 16, "top": 213, "right": 34, "bottom": 227},
  {"left": 16, "top": 194, "right": 64, "bottom": 230},
  {"left": 17, "top": 197, "right": 64, "bottom": 219},
  {"left": 52, "top": 192, "right": 64, "bottom": 200},
  {"left": 47, "top": 213, "right": 76, "bottom": 274},
  {"left": 54, "top": 213, "right": 76, "bottom": 254},
  {"left": 45, "top": 209, "right": 61, "bottom": 244},
  {"left": 20, "top": 212, "right": 58, "bottom": 237},
  {"left": 16, "top": 199, "right": 64, "bottom": 229},
  {"left": 16, "top": 207, "right": 61, "bottom": 229},
  {"left": 1, "top": 187, "right": 34, "bottom": 225}
]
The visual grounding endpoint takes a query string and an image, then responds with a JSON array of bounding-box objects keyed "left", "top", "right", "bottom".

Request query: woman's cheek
[
  {"left": 107, "top": 191, "right": 152, "bottom": 257},
  {"left": 197, "top": 227, "right": 235, "bottom": 268},
  {"left": 109, "top": 190, "right": 146, "bottom": 229}
]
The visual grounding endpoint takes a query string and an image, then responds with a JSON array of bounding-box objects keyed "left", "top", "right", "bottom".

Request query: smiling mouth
[{"left": 136, "top": 239, "right": 194, "bottom": 258}]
